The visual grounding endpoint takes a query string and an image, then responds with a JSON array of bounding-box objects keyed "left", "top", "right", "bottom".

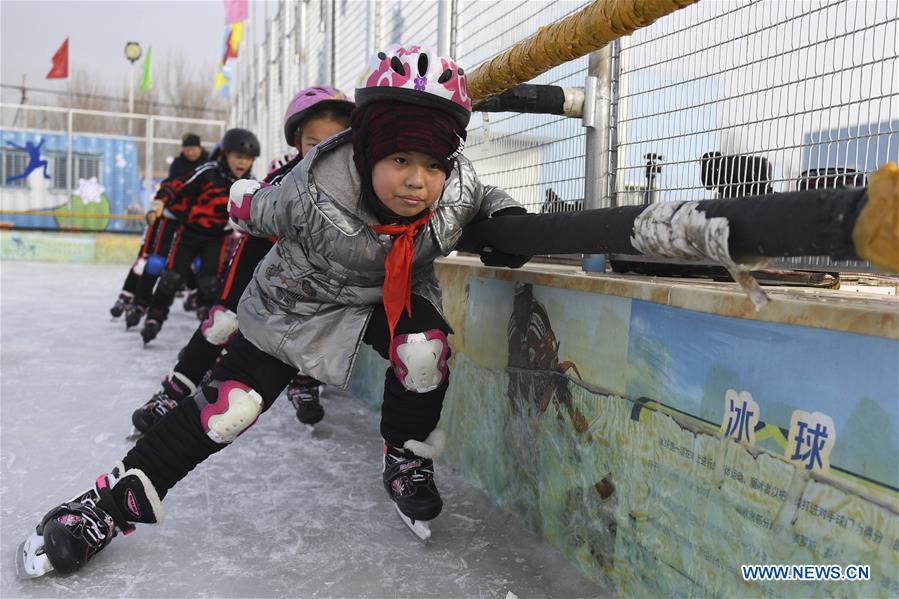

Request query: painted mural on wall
[
  {"left": 0, "top": 129, "right": 140, "bottom": 232},
  {"left": 432, "top": 273, "right": 898, "bottom": 598}
]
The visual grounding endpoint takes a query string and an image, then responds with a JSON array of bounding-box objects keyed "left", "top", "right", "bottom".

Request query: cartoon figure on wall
[
  {"left": 506, "top": 282, "right": 585, "bottom": 430},
  {"left": 505, "top": 282, "right": 617, "bottom": 567},
  {"left": 1, "top": 128, "right": 140, "bottom": 232},
  {"left": 5, "top": 139, "right": 51, "bottom": 183}
]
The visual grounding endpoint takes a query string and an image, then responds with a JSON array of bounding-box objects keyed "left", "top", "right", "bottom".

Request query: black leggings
[
  {"left": 123, "top": 295, "right": 450, "bottom": 497},
  {"left": 148, "top": 228, "right": 229, "bottom": 319},
  {"left": 133, "top": 218, "right": 179, "bottom": 308},
  {"left": 170, "top": 235, "right": 276, "bottom": 386}
]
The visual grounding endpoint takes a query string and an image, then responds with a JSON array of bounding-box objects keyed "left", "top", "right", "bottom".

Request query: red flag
[{"left": 46, "top": 38, "right": 69, "bottom": 79}]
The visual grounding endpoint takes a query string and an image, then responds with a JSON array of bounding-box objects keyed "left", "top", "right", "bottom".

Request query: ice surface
[{"left": 1, "top": 260, "right": 606, "bottom": 598}]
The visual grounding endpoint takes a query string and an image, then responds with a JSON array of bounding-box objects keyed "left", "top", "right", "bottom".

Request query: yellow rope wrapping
[
  {"left": 852, "top": 162, "right": 899, "bottom": 273},
  {"left": 468, "top": 0, "right": 699, "bottom": 101}
]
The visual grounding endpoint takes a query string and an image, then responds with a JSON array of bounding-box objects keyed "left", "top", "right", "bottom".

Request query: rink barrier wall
[
  {"left": 0, "top": 230, "right": 141, "bottom": 264},
  {"left": 348, "top": 255, "right": 899, "bottom": 598}
]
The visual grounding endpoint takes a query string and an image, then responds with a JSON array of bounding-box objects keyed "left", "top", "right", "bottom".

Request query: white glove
[{"left": 228, "top": 179, "right": 262, "bottom": 230}]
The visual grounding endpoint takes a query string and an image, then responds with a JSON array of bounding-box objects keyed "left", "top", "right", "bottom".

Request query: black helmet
[
  {"left": 220, "top": 128, "right": 260, "bottom": 158},
  {"left": 208, "top": 142, "right": 222, "bottom": 162}
]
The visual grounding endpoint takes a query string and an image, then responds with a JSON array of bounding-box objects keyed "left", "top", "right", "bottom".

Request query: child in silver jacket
[{"left": 18, "top": 44, "right": 529, "bottom": 577}]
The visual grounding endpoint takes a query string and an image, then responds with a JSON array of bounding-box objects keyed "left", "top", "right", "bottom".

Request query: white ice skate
[{"left": 16, "top": 530, "right": 53, "bottom": 578}]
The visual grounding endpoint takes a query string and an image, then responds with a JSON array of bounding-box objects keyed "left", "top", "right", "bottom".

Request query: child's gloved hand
[
  {"left": 475, "top": 206, "right": 532, "bottom": 269},
  {"left": 479, "top": 245, "right": 532, "bottom": 269},
  {"left": 228, "top": 179, "right": 262, "bottom": 228},
  {"left": 145, "top": 199, "right": 164, "bottom": 225}
]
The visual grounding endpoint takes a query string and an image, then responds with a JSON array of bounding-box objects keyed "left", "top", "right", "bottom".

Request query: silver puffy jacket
[{"left": 236, "top": 130, "right": 522, "bottom": 387}]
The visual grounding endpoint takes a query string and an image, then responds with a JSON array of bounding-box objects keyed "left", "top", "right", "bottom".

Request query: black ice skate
[
  {"left": 131, "top": 373, "right": 197, "bottom": 433},
  {"left": 382, "top": 430, "right": 447, "bottom": 544},
  {"left": 16, "top": 463, "right": 162, "bottom": 578},
  {"left": 286, "top": 375, "right": 324, "bottom": 431},
  {"left": 124, "top": 304, "right": 146, "bottom": 329},
  {"left": 140, "top": 312, "right": 164, "bottom": 345},
  {"left": 182, "top": 290, "right": 198, "bottom": 312},
  {"left": 109, "top": 292, "right": 133, "bottom": 318}
]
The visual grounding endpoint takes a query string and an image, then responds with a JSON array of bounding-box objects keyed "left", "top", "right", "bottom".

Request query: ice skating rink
[{"left": 1, "top": 260, "right": 605, "bottom": 598}]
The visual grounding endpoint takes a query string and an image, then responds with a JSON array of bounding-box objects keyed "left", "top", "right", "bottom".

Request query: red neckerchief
[{"left": 371, "top": 210, "right": 433, "bottom": 357}]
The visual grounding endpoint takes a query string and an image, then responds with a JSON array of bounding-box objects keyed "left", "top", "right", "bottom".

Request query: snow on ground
[{"left": 1, "top": 260, "right": 605, "bottom": 598}]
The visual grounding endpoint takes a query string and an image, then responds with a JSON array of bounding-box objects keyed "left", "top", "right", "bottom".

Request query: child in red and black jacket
[
  {"left": 130, "top": 86, "right": 354, "bottom": 434},
  {"left": 139, "top": 128, "right": 260, "bottom": 345},
  {"left": 110, "top": 148, "right": 206, "bottom": 325},
  {"left": 121, "top": 167, "right": 203, "bottom": 329}
]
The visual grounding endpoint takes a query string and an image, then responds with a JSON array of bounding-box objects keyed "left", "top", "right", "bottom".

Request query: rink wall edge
[{"left": 0, "top": 230, "right": 141, "bottom": 264}]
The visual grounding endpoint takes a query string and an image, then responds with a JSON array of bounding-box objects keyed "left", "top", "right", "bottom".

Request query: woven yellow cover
[
  {"left": 853, "top": 162, "right": 899, "bottom": 273},
  {"left": 468, "top": 0, "right": 699, "bottom": 100}
]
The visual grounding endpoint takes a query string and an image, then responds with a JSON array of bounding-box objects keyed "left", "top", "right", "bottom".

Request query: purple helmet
[{"left": 282, "top": 86, "right": 355, "bottom": 145}]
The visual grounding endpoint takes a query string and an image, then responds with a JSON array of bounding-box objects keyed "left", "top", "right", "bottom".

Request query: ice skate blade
[
  {"left": 394, "top": 504, "right": 431, "bottom": 544},
  {"left": 304, "top": 424, "right": 316, "bottom": 434},
  {"left": 16, "top": 531, "right": 53, "bottom": 578}
]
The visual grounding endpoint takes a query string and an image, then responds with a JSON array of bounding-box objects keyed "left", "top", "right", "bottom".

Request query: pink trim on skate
[{"left": 125, "top": 490, "right": 141, "bottom": 519}]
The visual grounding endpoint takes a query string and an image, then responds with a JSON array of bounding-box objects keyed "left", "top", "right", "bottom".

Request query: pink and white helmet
[
  {"left": 282, "top": 86, "right": 355, "bottom": 145},
  {"left": 356, "top": 44, "right": 471, "bottom": 128}
]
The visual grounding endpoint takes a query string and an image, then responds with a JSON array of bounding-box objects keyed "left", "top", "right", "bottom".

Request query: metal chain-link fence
[
  {"left": 229, "top": 0, "right": 897, "bottom": 272},
  {"left": 458, "top": 1, "right": 591, "bottom": 214},
  {"left": 612, "top": 0, "right": 898, "bottom": 208}
]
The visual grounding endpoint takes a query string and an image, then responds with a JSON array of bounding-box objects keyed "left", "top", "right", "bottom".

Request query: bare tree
[
  {"left": 61, "top": 70, "right": 145, "bottom": 135},
  {"left": 52, "top": 55, "right": 227, "bottom": 180}
]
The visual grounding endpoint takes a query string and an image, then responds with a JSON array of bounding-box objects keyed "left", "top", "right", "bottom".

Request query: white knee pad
[
  {"left": 390, "top": 329, "right": 449, "bottom": 393},
  {"left": 199, "top": 381, "right": 263, "bottom": 444},
  {"left": 200, "top": 305, "right": 239, "bottom": 346}
]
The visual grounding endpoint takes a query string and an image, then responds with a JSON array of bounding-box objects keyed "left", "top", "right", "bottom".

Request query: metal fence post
[
  {"left": 582, "top": 46, "right": 612, "bottom": 273},
  {"left": 366, "top": 0, "right": 376, "bottom": 57},
  {"left": 449, "top": 0, "right": 459, "bottom": 58},
  {"left": 330, "top": 0, "right": 337, "bottom": 87},
  {"left": 608, "top": 39, "right": 621, "bottom": 208},
  {"left": 437, "top": 0, "right": 452, "bottom": 57},
  {"left": 298, "top": 0, "right": 308, "bottom": 90},
  {"left": 145, "top": 116, "right": 154, "bottom": 211},
  {"left": 66, "top": 108, "right": 73, "bottom": 225},
  {"left": 281, "top": 0, "right": 291, "bottom": 139}
]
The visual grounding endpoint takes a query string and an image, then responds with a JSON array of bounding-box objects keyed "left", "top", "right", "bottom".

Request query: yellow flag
[
  {"left": 229, "top": 22, "right": 244, "bottom": 56},
  {"left": 215, "top": 67, "right": 227, "bottom": 91}
]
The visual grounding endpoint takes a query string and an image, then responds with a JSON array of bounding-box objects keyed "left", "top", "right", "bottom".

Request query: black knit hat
[
  {"left": 350, "top": 101, "right": 465, "bottom": 179},
  {"left": 182, "top": 133, "right": 201, "bottom": 147},
  {"left": 350, "top": 101, "right": 466, "bottom": 224}
]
